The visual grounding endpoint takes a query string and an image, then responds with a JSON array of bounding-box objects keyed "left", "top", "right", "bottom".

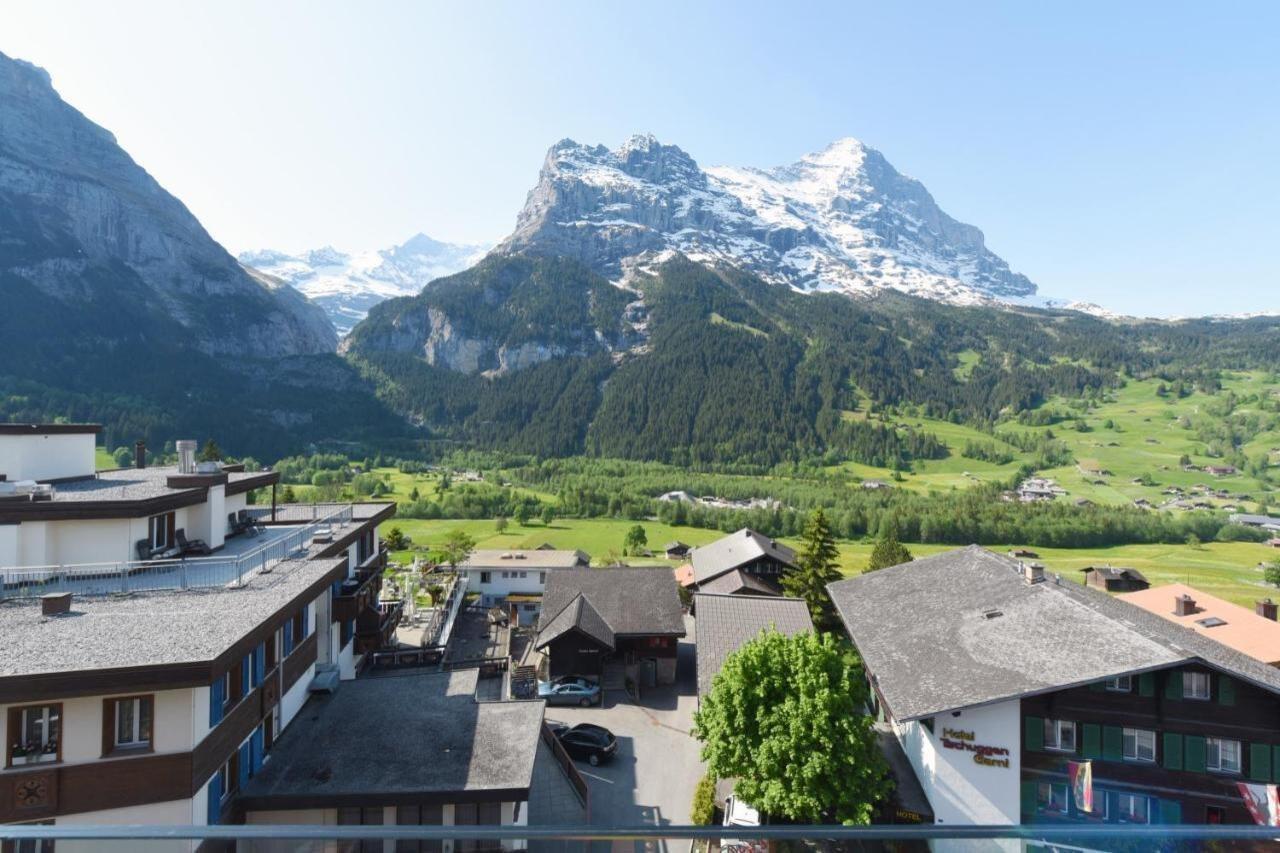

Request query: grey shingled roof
[
  {"left": 537, "top": 568, "right": 686, "bottom": 640},
  {"left": 694, "top": 593, "right": 813, "bottom": 696},
  {"left": 0, "top": 556, "right": 345, "bottom": 678},
  {"left": 535, "top": 594, "right": 616, "bottom": 650},
  {"left": 239, "top": 669, "right": 544, "bottom": 804},
  {"left": 829, "top": 546, "right": 1280, "bottom": 721},
  {"left": 690, "top": 528, "right": 797, "bottom": 585},
  {"left": 698, "top": 568, "right": 782, "bottom": 596}
]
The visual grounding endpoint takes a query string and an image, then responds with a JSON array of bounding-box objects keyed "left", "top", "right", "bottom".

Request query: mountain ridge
[
  {"left": 240, "top": 233, "right": 489, "bottom": 335},
  {"left": 494, "top": 133, "right": 1037, "bottom": 306}
]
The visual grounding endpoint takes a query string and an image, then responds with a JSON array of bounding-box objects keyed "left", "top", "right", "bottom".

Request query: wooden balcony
[{"left": 356, "top": 599, "right": 403, "bottom": 654}]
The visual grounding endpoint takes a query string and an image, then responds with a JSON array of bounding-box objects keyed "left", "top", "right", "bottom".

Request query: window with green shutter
[
  {"left": 1089, "top": 680, "right": 1106, "bottom": 692},
  {"left": 1163, "top": 733, "right": 1184, "bottom": 770},
  {"left": 1139, "top": 673, "right": 1155, "bottom": 697},
  {"left": 1158, "top": 799, "right": 1182, "bottom": 825},
  {"left": 1219, "top": 675, "right": 1236, "bottom": 706},
  {"left": 1251, "top": 743, "right": 1273, "bottom": 782},
  {"left": 1273, "top": 746, "right": 1280, "bottom": 784},
  {"left": 1020, "top": 781, "right": 1038, "bottom": 817},
  {"left": 1103, "top": 725, "right": 1123, "bottom": 761},
  {"left": 1025, "top": 716, "right": 1044, "bottom": 752},
  {"left": 1185, "top": 735, "right": 1207, "bottom": 772},
  {"left": 1083, "top": 723, "right": 1102, "bottom": 759},
  {"left": 1164, "top": 670, "right": 1182, "bottom": 700}
]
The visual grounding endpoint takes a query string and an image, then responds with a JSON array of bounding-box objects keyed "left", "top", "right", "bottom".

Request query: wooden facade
[{"left": 1020, "top": 662, "right": 1280, "bottom": 825}]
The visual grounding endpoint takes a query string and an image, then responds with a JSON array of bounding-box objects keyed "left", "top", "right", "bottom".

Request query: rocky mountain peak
[{"left": 497, "top": 133, "right": 1036, "bottom": 305}]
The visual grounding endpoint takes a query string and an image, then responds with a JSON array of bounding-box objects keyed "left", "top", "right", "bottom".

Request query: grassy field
[
  {"left": 95, "top": 447, "right": 115, "bottom": 470},
  {"left": 379, "top": 516, "right": 1280, "bottom": 607},
  {"left": 831, "top": 372, "right": 1277, "bottom": 509}
]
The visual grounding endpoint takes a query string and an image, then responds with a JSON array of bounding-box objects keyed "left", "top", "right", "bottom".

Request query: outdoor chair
[{"left": 175, "top": 528, "right": 212, "bottom": 556}]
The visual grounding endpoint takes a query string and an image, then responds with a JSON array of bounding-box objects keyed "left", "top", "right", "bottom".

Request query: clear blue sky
[{"left": 2, "top": 1, "right": 1277, "bottom": 315}]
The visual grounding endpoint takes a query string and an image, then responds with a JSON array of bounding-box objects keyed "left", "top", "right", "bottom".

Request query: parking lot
[{"left": 538, "top": 616, "right": 703, "bottom": 851}]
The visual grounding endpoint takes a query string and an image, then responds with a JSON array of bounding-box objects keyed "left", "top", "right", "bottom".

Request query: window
[
  {"left": 1183, "top": 671, "right": 1211, "bottom": 700},
  {"left": 517, "top": 571, "right": 527, "bottom": 579},
  {"left": 453, "top": 803, "right": 502, "bottom": 853},
  {"left": 266, "top": 628, "right": 281, "bottom": 670},
  {"left": 1206, "top": 805, "right": 1226, "bottom": 824},
  {"left": 148, "top": 512, "right": 175, "bottom": 551},
  {"left": 1036, "top": 782, "right": 1069, "bottom": 814},
  {"left": 222, "top": 670, "right": 234, "bottom": 709},
  {"left": 338, "top": 807, "right": 384, "bottom": 853},
  {"left": 217, "top": 758, "right": 235, "bottom": 803},
  {"left": 3, "top": 821, "right": 56, "bottom": 853},
  {"left": 1115, "top": 792, "right": 1150, "bottom": 824},
  {"left": 1122, "top": 728, "right": 1156, "bottom": 762},
  {"left": 1105, "top": 675, "right": 1132, "bottom": 692},
  {"left": 395, "top": 804, "right": 443, "bottom": 853},
  {"left": 6, "top": 704, "right": 61, "bottom": 766},
  {"left": 539, "top": 572, "right": 546, "bottom": 584},
  {"left": 1207, "top": 737, "right": 1242, "bottom": 773},
  {"left": 110, "top": 695, "right": 153, "bottom": 751},
  {"left": 1043, "top": 719, "right": 1077, "bottom": 752},
  {"left": 479, "top": 571, "right": 491, "bottom": 584}
]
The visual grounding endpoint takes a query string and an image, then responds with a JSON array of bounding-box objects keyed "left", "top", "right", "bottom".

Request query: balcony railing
[{"left": 0, "top": 506, "right": 354, "bottom": 598}]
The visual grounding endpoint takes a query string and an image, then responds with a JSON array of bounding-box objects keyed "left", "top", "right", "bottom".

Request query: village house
[
  {"left": 534, "top": 568, "right": 685, "bottom": 688},
  {"left": 458, "top": 549, "right": 591, "bottom": 625},
  {"left": 1080, "top": 565, "right": 1151, "bottom": 593},
  {"left": 686, "top": 528, "right": 798, "bottom": 596},
  {"left": 830, "top": 546, "right": 1280, "bottom": 828}
]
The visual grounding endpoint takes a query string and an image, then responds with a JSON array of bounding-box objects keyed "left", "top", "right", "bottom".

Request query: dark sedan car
[{"left": 547, "top": 722, "right": 618, "bottom": 766}]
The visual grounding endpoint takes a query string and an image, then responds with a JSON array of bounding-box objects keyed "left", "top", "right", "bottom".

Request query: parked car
[
  {"left": 721, "top": 794, "right": 766, "bottom": 853},
  {"left": 547, "top": 721, "right": 617, "bottom": 766},
  {"left": 538, "top": 677, "right": 602, "bottom": 707}
]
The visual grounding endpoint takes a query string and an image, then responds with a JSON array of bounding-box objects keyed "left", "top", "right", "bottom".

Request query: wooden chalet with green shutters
[{"left": 829, "top": 546, "right": 1280, "bottom": 829}]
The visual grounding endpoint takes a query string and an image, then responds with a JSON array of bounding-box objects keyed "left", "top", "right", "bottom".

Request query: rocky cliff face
[
  {"left": 0, "top": 51, "right": 336, "bottom": 357},
  {"left": 495, "top": 134, "right": 1036, "bottom": 305},
  {"left": 342, "top": 254, "right": 641, "bottom": 377}
]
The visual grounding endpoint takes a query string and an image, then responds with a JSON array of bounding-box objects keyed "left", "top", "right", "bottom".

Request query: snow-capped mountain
[
  {"left": 240, "top": 233, "right": 489, "bottom": 335},
  {"left": 495, "top": 134, "right": 1036, "bottom": 305}
]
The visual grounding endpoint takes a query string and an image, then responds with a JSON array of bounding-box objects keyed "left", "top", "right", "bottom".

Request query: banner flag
[{"left": 1068, "top": 760, "right": 1093, "bottom": 813}]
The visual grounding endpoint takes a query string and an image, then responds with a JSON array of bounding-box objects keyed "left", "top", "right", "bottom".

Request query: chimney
[
  {"left": 1024, "top": 562, "right": 1045, "bottom": 584},
  {"left": 1257, "top": 599, "right": 1279, "bottom": 621},
  {"left": 1175, "top": 594, "right": 1197, "bottom": 617},
  {"left": 41, "top": 592, "right": 72, "bottom": 617},
  {"left": 134, "top": 440, "right": 147, "bottom": 469},
  {"left": 176, "top": 440, "right": 197, "bottom": 475}
]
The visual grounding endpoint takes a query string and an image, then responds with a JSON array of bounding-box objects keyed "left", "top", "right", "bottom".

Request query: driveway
[{"left": 538, "top": 616, "right": 703, "bottom": 853}]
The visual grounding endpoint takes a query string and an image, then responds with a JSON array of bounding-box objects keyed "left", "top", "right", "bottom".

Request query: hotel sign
[{"left": 941, "top": 727, "right": 1011, "bottom": 768}]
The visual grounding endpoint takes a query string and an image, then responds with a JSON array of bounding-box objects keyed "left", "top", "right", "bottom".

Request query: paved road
[{"left": 538, "top": 616, "right": 703, "bottom": 853}]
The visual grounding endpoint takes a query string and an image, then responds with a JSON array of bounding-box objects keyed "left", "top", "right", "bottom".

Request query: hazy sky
[{"left": 2, "top": 1, "right": 1277, "bottom": 315}]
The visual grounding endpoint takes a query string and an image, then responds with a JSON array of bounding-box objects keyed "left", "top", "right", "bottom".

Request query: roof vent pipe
[
  {"left": 176, "top": 440, "right": 197, "bottom": 475},
  {"left": 1257, "top": 599, "right": 1278, "bottom": 621},
  {"left": 1174, "top": 594, "right": 1197, "bottom": 617},
  {"left": 134, "top": 440, "right": 146, "bottom": 469}
]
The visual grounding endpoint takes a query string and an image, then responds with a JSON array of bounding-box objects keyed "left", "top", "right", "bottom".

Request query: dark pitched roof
[
  {"left": 239, "top": 669, "right": 544, "bottom": 806},
  {"left": 537, "top": 568, "right": 686, "bottom": 642},
  {"left": 694, "top": 593, "right": 813, "bottom": 696},
  {"left": 690, "top": 528, "right": 797, "bottom": 585},
  {"left": 829, "top": 545, "right": 1280, "bottom": 721},
  {"left": 698, "top": 568, "right": 782, "bottom": 596},
  {"left": 1080, "top": 566, "right": 1149, "bottom": 583},
  {"left": 535, "top": 594, "right": 615, "bottom": 650}
]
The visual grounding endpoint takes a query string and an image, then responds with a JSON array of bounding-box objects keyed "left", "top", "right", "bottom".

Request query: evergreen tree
[
  {"left": 199, "top": 438, "right": 223, "bottom": 462},
  {"left": 867, "top": 530, "right": 913, "bottom": 572},
  {"left": 782, "top": 509, "right": 843, "bottom": 630}
]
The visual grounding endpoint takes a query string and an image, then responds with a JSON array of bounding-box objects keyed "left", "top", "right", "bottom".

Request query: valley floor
[{"left": 382, "top": 517, "right": 1280, "bottom": 608}]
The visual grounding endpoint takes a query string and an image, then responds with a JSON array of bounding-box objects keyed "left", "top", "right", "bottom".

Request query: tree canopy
[
  {"left": 623, "top": 524, "right": 648, "bottom": 555},
  {"left": 867, "top": 529, "right": 914, "bottom": 572},
  {"left": 437, "top": 529, "right": 476, "bottom": 570},
  {"left": 692, "top": 630, "right": 890, "bottom": 824}
]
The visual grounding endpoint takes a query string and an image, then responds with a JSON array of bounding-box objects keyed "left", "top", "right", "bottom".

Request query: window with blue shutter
[
  {"left": 206, "top": 773, "right": 222, "bottom": 825},
  {"left": 238, "top": 742, "right": 251, "bottom": 786},
  {"left": 283, "top": 620, "right": 294, "bottom": 655},
  {"left": 301, "top": 603, "right": 311, "bottom": 638},
  {"left": 253, "top": 643, "right": 265, "bottom": 687},
  {"left": 240, "top": 655, "right": 251, "bottom": 697},
  {"left": 209, "top": 676, "right": 225, "bottom": 726},
  {"left": 251, "top": 725, "right": 265, "bottom": 774}
]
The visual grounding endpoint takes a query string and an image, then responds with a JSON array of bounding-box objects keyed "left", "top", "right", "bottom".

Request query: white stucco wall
[
  {"left": 0, "top": 432, "right": 96, "bottom": 482},
  {"left": 465, "top": 568, "right": 551, "bottom": 605},
  {"left": 186, "top": 484, "right": 226, "bottom": 550},
  {"left": 0, "top": 523, "right": 17, "bottom": 567},
  {"left": 894, "top": 699, "right": 1021, "bottom": 827},
  {"left": 54, "top": 797, "right": 197, "bottom": 853},
  {"left": 280, "top": 663, "right": 314, "bottom": 728}
]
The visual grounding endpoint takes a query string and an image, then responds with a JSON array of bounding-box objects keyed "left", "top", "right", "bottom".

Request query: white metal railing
[
  {"left": 0, "top": 506, "right": 354, "bottom": 598},
  {"left": 246, "top": 502, "right": 360, "bottom": 524}
]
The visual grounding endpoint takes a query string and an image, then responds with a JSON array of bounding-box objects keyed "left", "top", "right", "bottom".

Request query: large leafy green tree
[
  {"left": 692, "top": 630, "right": 890, "bottom": 824},
  {"left": 782, "top": 508, "right": 843, "bottom": 630},
  {"left": 623, "top": 524, "right": 648, "bottom": 555},
  {"left": 437, "top": 529, "right": 476, "bottom": 571},
  {"left": 866, "top": 529, "right": 913, "bottom": 572}
]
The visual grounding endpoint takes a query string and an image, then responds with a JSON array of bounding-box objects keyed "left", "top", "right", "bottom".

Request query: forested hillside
[{"left": 343, "top": 253, "right": 1280, "bottom": 469}]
